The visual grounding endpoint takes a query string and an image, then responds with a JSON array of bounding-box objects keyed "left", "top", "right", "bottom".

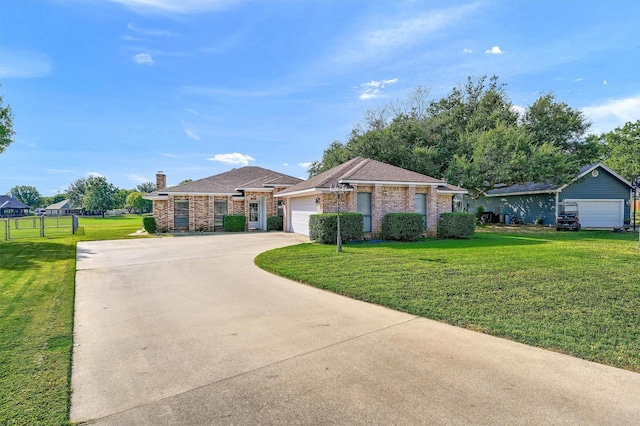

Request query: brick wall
[{"left": 318, "top": 185, "right": 447, "bottom": 237}]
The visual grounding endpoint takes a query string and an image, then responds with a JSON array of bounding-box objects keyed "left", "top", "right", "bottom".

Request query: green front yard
[
  {"left": 0, "top": 215, "right": 146, "bottom": 425},
  {"left": 256, "top": 228, "right": 640, "bottom": 372}
]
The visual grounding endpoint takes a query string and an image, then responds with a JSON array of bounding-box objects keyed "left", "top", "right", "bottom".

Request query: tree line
[
  {"left": 310, "top": 75, "right": 640, "bottom": 192},
  {"left": 7, "top": 179, "right": 156, "bottom": 217}
]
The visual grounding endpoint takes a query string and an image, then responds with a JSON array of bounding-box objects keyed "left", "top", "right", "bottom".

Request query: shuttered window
[{"left": 174, "top": 200, "right": 189, "bottom": 229}]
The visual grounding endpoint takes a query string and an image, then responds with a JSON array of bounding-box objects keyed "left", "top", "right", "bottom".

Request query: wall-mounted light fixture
[{"left": 315, "top": 197, "right": 321, "bottom": 204}]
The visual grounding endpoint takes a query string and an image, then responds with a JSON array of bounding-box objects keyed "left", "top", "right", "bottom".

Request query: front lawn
[
  {"left": 256, "top": 229, "right": 640, "bottom": 372},
  {"left": 0, "top": 215, "right": 146, "bottom": 425}
]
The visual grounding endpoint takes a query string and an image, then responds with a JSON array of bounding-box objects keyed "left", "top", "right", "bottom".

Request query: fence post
[
  {"left": 40, "top": 215, "right": 45, "bottom": 237},
  {"left": 72, "top": 215, "right": 78, "bottom": 235},
  {"left": 6, "top": 219, "right": 10, "bottom": 240}
]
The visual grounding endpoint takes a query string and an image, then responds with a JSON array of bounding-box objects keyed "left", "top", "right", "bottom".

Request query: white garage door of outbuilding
[
  {"left": 566, "top": 199, "right": 624, "bottom": 229},
  {"left": 290, "top": 196, "right": 318, "bottom": 236}
]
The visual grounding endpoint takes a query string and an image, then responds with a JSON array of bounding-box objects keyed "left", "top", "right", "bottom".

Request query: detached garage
[{"left": 465, "top": 163, "right": 633, "bottom": 229}]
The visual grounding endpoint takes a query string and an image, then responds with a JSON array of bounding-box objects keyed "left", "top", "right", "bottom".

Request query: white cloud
[
  {"left": 485, "top": 46, "right": 505, "bottom": 55},
  {"left": 127, "top": 23, "right": 173, "bottom": 36},
  {"left": 462, "top": 48, "right": 473, "bottom": 54},
  {"left": 133, "top": 53, "right": 154, "bottom": 65},
  {"left": 582, "top": 94, "right": 640, "bottom": 134},
  {"left": 126, "top": 173, "right": 151, "bottom": 183},
  {"left": 282, "top": 163, "right": 289, "bottom": 167},
  {"left": 87, "top": 172, "right": 105, "bottom": 178},
  {"left": 160, "top": 153, "right": 179, "bottom": 158},
  {"left": 359, "top": 78, "right": 399, "bottom": 100},
  {"left": 0, "top": 48, "right": 51, "bottom": 78},
  {"left": 574, "top": 77, "right": 584, "bottom": 82},
  {"left": 510, "top": 104, "right": 526, "bottom": 119},
  {"left": 208, "top": 153, "right": 255, "bottom": 166},
  {"left": 184, "top": 128, "right": 200, "bottom": 141},
  {"left": 45, "top": 169, "right": 73, "bottom": 174},
  {"left": 332, "top": 4, "right": 478, "bottom": 66},
  {"left": 603, "top": 80, "right": 608, "bottom": 85},
  {"left": 298, "top": 162, "right": 313, "bottom": 169},
  {"left": 121, "top": 35, "right": 143, "bottom": 41},
  {"left": 110, "top": 0, "right": 238, "bottom": 14}
]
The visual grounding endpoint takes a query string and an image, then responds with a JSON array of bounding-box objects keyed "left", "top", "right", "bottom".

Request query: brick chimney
[{"left": 156, "top": 171, "right": 166, "bottom": 191}]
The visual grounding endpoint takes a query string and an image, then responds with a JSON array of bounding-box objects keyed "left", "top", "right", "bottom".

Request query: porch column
[{"left": 426, "top": 186, "right": 438, "bottom": 237}]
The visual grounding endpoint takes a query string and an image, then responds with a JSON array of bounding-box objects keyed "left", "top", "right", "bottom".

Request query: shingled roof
[
  {"left": 277, "top": 157, "right": 464, "bottom": 196},
  {"left": 0, "top": 195, "right": 29, "bottom": 209},
  {"left": 484, "top": 163, "right": 632, "bottom": 197},
  {"left": 148, "top": 166, "right": 303, "bottom": 196}
]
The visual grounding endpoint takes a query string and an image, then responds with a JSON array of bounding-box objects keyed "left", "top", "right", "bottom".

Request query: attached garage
[
  {"left": 567, "top": 199, "right": 624, "bottom": 229},
  {"left": 289, "top": 196, "right": 318, "bottom": 236}
]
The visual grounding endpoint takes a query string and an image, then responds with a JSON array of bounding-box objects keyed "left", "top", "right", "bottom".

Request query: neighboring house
[
  {"left": 0, "top": 195, "right": 30, "bottom": 217},
  {"left": 44, "top": 199, "right": 80, "bottom": 216},
  {"left": 144, "top": 168, "right": 303, "bottom": 232},
  {"left": 275, "top": 157, "right": 467, "bottom": 237},
  {"left": 464, "top": 163, "right": 633, "bottom": 229}
]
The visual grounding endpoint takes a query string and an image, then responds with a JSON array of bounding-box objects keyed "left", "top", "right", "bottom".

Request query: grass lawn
[
  {"left": 0, "top": 215, "right": 147, "bottom": 425},
  {"left": 256, "top": 228, "right": 640, "bottom": 372}
]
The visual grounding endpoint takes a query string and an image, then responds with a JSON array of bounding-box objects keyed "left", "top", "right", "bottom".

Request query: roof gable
[
  {"left": 485, "top": 163, "right": 632, "bottom": 197},
  {"left": 0, "top": 195, "right": 30, "bottom": 209},
  {"left": 150, "top": 166, "right": 302, "bottom": 195},
  {"left": 46, "top": 199, "right": 72, "bottom": 210},
  {"left": 277, "top": 157, "right": 456, "bottom": 197}
]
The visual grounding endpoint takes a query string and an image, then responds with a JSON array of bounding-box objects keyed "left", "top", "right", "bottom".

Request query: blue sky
[{"left": 1, "top": 0, "right": 639, "bottom": 195}]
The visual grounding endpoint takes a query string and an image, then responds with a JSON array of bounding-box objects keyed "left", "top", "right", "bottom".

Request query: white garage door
[
  {"left": 566, "top": 199, "right": 624, "bottom": 229},
  {"left": 290, "top": 196, "right": 318, "bottom": 236}
]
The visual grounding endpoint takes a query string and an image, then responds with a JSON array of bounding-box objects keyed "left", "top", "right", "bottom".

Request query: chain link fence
[{"left": 0, "top": 215, "right": 79, "bottom": 240}]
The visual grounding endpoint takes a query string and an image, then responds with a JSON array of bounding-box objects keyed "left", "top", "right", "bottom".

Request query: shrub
[
  {"left": 267, "top": 216, "right": 283, "bottom": 231},
  {"left": 438, "top": 212, "right": 475, "bottom": 239},
  {"left": 142, "top": 216, "right": 157, "bottom": 234},
  {"left": 382, "top": 213, "right": 424, "bottom": 241},
  {"left": 224, "top": 215, "right": 246, "bottom": 232},
  {"left": 309, "top": 213, "right": 364, "bottom": 244}
]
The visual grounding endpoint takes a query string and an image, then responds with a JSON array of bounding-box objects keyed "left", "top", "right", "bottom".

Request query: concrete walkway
[{"left": 71, "top": 233, "right": 640, "bottom": 425}]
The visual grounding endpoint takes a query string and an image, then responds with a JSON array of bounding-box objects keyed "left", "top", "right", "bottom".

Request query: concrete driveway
[{"left": 71, "top": 233, "right": 640, "bottom": 425}]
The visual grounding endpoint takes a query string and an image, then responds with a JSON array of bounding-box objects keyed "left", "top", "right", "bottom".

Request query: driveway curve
[{"left": 72, "top": 233, "right": 640, "bottom": 425}]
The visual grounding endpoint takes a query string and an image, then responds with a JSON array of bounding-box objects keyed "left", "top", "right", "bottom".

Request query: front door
[{"left": 248, "top": 200, "right": 260, "bottom": 229}]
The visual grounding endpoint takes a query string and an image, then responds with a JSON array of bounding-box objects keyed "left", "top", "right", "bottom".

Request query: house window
[
  {"left": 416, "top": 193, "right": 427, "bottom": 229},
  {"left": 174, "top": 200, "right": 189, "bottom": 229},
  {"left": 214, "top": 199, "right": 227, "bottom": 228},
  {"left": 277, "top": 200, "right": 284, "bottom": 217},
  {"left": 357, "top": 192, "right": 372, "bottom": 232}
]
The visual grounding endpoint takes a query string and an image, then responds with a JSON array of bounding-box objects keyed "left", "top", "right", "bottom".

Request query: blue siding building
[{"left": 464, "top": 164, "right": 632, "bottom": 229}]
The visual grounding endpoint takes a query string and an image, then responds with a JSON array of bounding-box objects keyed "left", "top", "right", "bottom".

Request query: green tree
[
  {"left": 523, "top": 93, "right": 599, "bottom": 166},
  {"left": 125, "top": 191, "right": 151, "bottom": 213},
  {"left": 40, "top": 193, "right": 67, "bottom": 208},
  {"left": 603, "top": 120, "right": 640, "bottom": 181},
  {"left": 83, "top": 177, "right": 116, "bottom": 218},
  {"left": 136, "top": 182, "right": 156, "bottom": 193},
  {"left": 113, "top": 188, "right": 130, "bottom": 210},
  {"left": 179, "top": 179, "right": 193, "bottom": 186},
  {"left": 8, "top": 185, "right": 42, "bottom": 207},
  {"left": 0, "top": 88, "right": 15, "bottom": 154},
  {"left": 66, "top": 177, "right": 89, "bottom": 209}
]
